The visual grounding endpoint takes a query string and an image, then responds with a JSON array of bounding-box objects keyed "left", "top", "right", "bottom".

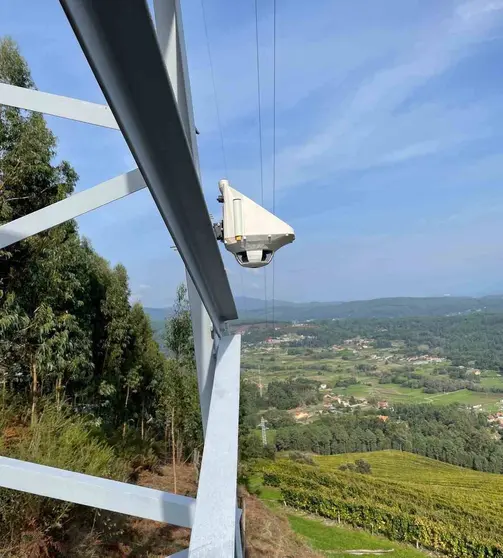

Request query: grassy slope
[
  {"left": 288, "top": 515, "right": 428, "bottom": 557},
  {"left": 261, "top": 481, "right": 428, "bottom": 557},
  {"left": 315, "top": 450, "right": 503, "bottom": 517},
  {"left": 259, "top": 451, "right": 503, "bottom": 556},
  {"left": 315, "top": 450, "right": 503, "bottom": 491},
  {"left": 137, "top": 465, "right": 321, "bottom": 558}
]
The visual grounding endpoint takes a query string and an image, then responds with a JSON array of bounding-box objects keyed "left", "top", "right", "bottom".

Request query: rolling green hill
[
  {"left": 257, "top": 450, "right": 503, "bottom": 557},
  {"left": 245, "top": 295, "right": 503, "bottom": 321},
  {"left": 146, "top": 295, "right": 503, "bottom": 324},
  {"left": 315, "top": 451, "right": 503, "bottom": 497}
]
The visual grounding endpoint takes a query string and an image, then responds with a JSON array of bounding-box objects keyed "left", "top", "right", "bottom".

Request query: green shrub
[
  {"left": 289, "top": 451, "right": 316, "bottom": 465},
  {"left": 0, "top": 402, "right": 127, "bottom": 554},
  {"left": 339, "top": 459, "right": 372, "bottom": 474},
  {"left": 15, "top": 405, "right": 127, "bottom": 478},
  {"left": 354, "top": 458, "right": 372, "bottom": 474},
  {"left": 246, "top": 474, "right": 264, "bottom": 496},
  {"left": 106, "top": 428, "right": 163, "bottom": 476}
]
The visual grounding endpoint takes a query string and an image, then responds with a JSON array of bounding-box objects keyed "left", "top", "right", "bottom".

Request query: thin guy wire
[
  {"left": 200, "top": 0, "right": 228, "bottom": 177},
  {"left": 255, "top": 0, "right": 265, "bottom": 207},
  {"left": 272, "top": 0, "right": 277, "bottom": 333},
  {"left": 255, "top": 0, "right": 268, "bottom": 329}
]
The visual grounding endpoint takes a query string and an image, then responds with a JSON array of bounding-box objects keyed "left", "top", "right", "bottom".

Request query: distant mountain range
[{"left": 145, "top": 294, "right": 503, "bottom": 324}]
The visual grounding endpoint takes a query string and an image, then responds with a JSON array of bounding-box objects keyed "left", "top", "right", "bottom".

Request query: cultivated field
[
  {"left": 242, "top": 344, "right": 503, "bottom": 411},
  {"left": 256, "top": 450, "right": 503, "bottom": 557}
]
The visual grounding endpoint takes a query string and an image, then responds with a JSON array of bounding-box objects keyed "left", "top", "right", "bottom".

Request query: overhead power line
[
  {"left": 254, "top": 0, "right": 265, "bottom": 208},
  {"left": 272, "top": 0, "right": 277, "bottom": 333},
  {"left": 254, "top": 0, "right": 268, "bottom": 329},
  {"left": 200, "top": 0, "right": 228, "bottom": 177}
]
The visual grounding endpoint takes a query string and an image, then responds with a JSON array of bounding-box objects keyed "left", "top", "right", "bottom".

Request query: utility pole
[
  {"left": 260, "top": 416, "right": 267, "bottom": 447},
  {"left": 258, "top": 366, "right": 267, "bottom": 446}
]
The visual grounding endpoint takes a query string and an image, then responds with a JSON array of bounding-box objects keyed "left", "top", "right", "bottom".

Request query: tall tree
[
  {"left": 0, "top": 37, "right": 89, "bottom": 422},
  {"left": 165, "top": 283, "right": 194, "bottom": 364},
  {"left": 160, "top": 283, "right": 201, "bottom": 490}
]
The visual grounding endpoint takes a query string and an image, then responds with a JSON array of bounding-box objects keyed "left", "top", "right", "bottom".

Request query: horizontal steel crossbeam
[
  {"left": 60, "top": 0, "right": 237, "bottom": 333},
  {"left": 0, "top": 169, "right": 145, "bottom": 250},
  {"left": 0, "top": 456, "right": 196, "bottom": 527},
  {"left": 0, "top": 83, "right": 118, "bottom": 129}
]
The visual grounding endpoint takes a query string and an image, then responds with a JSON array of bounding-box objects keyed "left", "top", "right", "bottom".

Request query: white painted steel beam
[
  {"left": 0, "top": 83, "right": 119, "bottom": 129},
  {"left": 0, "top": 169, "right": 145, "bottom": 250},
  {"left": 0, "top": 456, "right": 196, "bottom": 527},
  {"left": 154, "top": 0, "right": 199, "bottom": 169},
  {"left": 155, "top": 5, "right": 242, "bottom": 554},
  {"left": 189, "top": 335, "right": 242, "bottom": 557},
  {"left": 60, "top": 0, "right": 237, "bottom": 332},
  {"left": 154, "top": 0, "right": 216, "bottom": 435},
  {"left": 188, "top": 278, "right": 217, "bottom": 435}
]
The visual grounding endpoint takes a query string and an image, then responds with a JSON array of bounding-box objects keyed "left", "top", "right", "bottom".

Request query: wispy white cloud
[
  {"left": 378, "top": 140, "right": 444, "bottom": 165},
  {"left": 270, "top": 0, "right": 503, "bottom": 193},
  {"left": 456, "top": 0, "right": 503, "bottom": 21}
]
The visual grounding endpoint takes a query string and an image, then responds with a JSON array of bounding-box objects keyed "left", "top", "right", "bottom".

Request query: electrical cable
[
  {"left": 271, "top": 0, "right": 277, "bottom": 334},
  {"left": 254, "top": 0, "right": 268, "bottom": 330},
  {"left": 200, "top": 0, "right": 228, "bottom": 177},
  {"left": 254, "top": 0, "right": 265, "bottom": 208},
  {"left": 240, "top": 268, "right": 248, "bottom": 317}
]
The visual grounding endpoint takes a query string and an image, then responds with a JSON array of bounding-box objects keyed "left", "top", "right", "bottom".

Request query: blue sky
[{"left": 2, "top": 0, "right": 503, "bottom": 306}]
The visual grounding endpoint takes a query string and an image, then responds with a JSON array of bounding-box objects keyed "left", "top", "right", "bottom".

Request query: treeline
[
  {"left": 238, "top": 378, "right": 323, "bottom": 458},
  {"left": 274, "top": 405, "right": 503, "bottom": 473},
  {"left": 380, "top": 365, "right": 503, "bottom": 394},
  {"left": 380, "top": 367, "right": 475, "bottom": 394},
  {"left": 239, "top": 377, "right": 321, "bottom": 417}
]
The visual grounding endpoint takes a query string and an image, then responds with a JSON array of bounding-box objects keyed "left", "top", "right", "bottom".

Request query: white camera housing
[{"left": 215, "top": 179, "right": 295, "bottom": 268}]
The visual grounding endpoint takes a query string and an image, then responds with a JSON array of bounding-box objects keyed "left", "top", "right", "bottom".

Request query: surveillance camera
[{"left": 214, "top": 179, "right": 295, "bottom": 268}]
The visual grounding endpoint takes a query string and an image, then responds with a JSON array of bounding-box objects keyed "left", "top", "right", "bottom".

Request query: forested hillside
[
  {"left": 148, "top": 294, "right": 503, "bottom": 324},
  {"left": 256, "top": 312, "right": 503, "bottom": 370},
  {"left": 0, "top": 38, "right": 203, "bottom": 555},
  {"left": 271, "top": 404, "right": 503, "bottom": 472},
  {"left": 0, "top": 37, "right": 201, "bottom": 445}
]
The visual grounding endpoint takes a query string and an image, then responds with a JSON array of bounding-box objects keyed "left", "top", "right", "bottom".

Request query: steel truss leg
[{"left": 189, "top": 335, "right": 242, "bottom": 557}]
